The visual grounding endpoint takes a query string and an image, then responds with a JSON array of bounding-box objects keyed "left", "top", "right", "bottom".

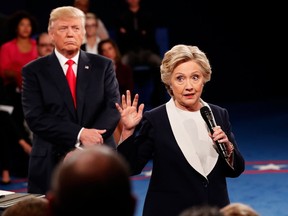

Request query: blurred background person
[
  {"left": 115, "top": 0, "right": 167, "bottom": 109},
  {"left": 0, "top": 77, "right": 31, "bottom": 185},
  {"left": 1, "top": 197, "right": 49, "bottom": 216},
  {"left": 73, "top": 0, "right": 109, "bottom": 40},
  {"left": 0, "top": 10, "right": 37, "bottom": 180},
  {"left": 115, "top": 0, "right": 161, "bottom": 69},
  {"left": 220, "top": 203, "right": 259, "bottom": 216},
  {"left": 98, "top": 38, "right": 134, "bottom": 97},
  {"left": 80, "top": 12, "right": 102, "bottom": 54},
  {"left": 179, "top": 205, "right": 223, "bottom": 216},
  {"left": 0, "top": 10, "right": 38, "bottom": 90},
  {"left": 98, "top": 38, "right": 134, "bottom": 143},
  {"left": 47, "top": 145, "right": 136, "bottom": 216},
  {"left": 36, "top": 32, "right": 54, "bottom": 57}
]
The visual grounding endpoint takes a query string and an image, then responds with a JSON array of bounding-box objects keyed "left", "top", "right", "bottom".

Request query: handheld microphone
[{"left": 200, "top": 106, "right": 229, "bottom": 159}]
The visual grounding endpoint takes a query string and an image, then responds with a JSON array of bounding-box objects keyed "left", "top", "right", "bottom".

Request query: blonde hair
[
  {"left": 160, "top": 44, "right": 212, "bottom": 97},
  {"left": 85, "top": 12, "right": 98, "bottom": 24},
  {"left": 220, "top": 203, "right": 260, "bottom": 216},
  {"left": 48, "top": 6, "right": 86, "bottom": 32}
]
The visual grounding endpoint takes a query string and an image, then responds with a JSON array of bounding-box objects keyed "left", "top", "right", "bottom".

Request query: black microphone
[{"left": 200, "top": 106, "right": 229, "bottom": 159}]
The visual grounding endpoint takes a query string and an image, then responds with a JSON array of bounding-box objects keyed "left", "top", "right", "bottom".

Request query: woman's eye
[
  {"left": 176, "top": 76, "right": 184, "bottom": 82},
  {"left": 192, "top": 75, "right": 199, "bottom": 81}
]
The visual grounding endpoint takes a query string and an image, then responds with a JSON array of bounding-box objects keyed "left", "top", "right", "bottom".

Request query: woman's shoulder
[
  {"left": 208, "top": 103, "right": 226, "bottom": 111},
  {"left": 144, "top": 104, "right": 167, "bottom": 117},
  {"left": 1, "top": 38, "right": 17, "bottom": 49}
]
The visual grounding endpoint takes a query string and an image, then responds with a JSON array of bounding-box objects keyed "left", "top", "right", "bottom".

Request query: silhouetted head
[{"left": 47, "top": 145, "right": 136, "bottom": 216}]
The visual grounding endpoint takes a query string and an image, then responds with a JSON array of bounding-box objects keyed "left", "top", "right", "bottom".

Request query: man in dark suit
[{"left": 21, "top": 6, "right": 120, "bottom": 194}]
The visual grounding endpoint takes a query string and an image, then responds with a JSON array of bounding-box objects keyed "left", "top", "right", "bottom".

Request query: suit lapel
[{"left": 76, "top": 51, "right": 91, "bottom": 123}]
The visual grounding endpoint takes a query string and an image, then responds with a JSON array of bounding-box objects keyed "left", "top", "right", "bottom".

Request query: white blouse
[{"left": 166, "top": 98, "right": 218, "bottom": 177}]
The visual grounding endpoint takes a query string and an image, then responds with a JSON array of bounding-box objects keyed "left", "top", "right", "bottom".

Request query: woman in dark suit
[{"left": 116, "top": 44, "right": 245, "bottom": 216}]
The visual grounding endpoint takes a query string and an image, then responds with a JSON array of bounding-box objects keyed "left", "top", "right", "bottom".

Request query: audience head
[
  {"left": 36, "top": 32, "right": 54, "bottom": 57},
  {"left": 179, "top": 205, "right": 223, "bottom": 216},
  {"left": 1, "top": 197, "right": 49, "bottom": 216},
  {"left": 160, "top": 44, "right": 212, "bottom": 97},
  {"left": 98, "top": 38, "right": 122, "bottom": 63},
  {"left": 125, "top": 0, "right": 142, "bottom": 8},
  {"left": 6, "top": 10, "right": 38, "bottom": 41},
  {"left": 220, "top": 203, "right": 259, "bottom": 216},
  {"left": 48, "top": 6, "right": 86, "bottom": 58},
  {"left": 73, "top": 0, "right": 90, "bottom": 14},
  {"left": 84, "top": 12, "right": 98, "bottom": 37},
  {"left": 47, "top": 145, "right": 136, "bottom": 216}
]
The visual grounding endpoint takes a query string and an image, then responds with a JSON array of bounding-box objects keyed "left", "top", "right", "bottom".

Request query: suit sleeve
[
  {"left": 21, "top": 61, "right": 82, "bottom": 148},
  {"left": 212, "top": 105, "right": 245, "bottom": 177},
  {"left": 89, "top": 60, "right": 121, "bottom": 139}
]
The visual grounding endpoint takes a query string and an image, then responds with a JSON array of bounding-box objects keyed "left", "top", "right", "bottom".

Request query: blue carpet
[{"left": 1, "top": 99, "right": 288, "bottom": 216}]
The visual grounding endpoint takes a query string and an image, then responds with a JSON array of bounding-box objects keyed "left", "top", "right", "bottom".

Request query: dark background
[{"left": 1, "top": 0, "right": 287, "bottom": 104}]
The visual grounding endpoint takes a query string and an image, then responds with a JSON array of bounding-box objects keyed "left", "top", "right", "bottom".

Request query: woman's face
[
  {"left": 17, "top": 18, "right": 32, "bottom": 38},
  {"left": 100, "top": 42, "right": 116, "bottom": 61},
  {"left": 85, "top": 17, "right": 97, "bottom": 37},
  {"left": 170, "top": 60, "right": 205, "bottom": 111}
]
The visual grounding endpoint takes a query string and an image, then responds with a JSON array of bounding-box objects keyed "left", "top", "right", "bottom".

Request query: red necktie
[{"left": 66, "top": 59, "right": 76, "bottom": 107}]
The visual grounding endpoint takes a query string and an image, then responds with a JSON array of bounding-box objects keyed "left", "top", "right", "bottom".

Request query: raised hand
[{"left": 115, "top": 90, "right": 144, "bottom": 139}]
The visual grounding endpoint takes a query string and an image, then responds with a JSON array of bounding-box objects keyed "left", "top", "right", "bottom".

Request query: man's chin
[{"left": 62, "top": 46, "right": 79, "bottom": 54}]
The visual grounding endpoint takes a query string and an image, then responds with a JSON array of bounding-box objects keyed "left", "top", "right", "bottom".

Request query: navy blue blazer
[
  {"left": 117, "top": 103, "right": 245, "bottom": 216},
  {"left": 22, "top": 50, "right": 120, "bottom": 194}
]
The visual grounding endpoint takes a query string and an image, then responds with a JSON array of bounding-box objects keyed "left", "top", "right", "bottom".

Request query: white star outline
[
  {"left": 253, "top": 163, "right": 288, "bottom": 170},
  {"left": 141, "top": 170, "right": 152, "bottom": 177}
]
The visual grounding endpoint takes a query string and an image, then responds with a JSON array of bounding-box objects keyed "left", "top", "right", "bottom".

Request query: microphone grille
[{"left": 200, "top": 106, "right": 210, "bottom": 118}]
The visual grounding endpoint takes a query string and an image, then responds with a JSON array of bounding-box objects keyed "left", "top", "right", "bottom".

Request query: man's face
[
  {"left": 37, "top": 33, "right": 54, "bottom": 57},
  {"left": 49, "top": 17, "right": 85, "bottom": 56}
]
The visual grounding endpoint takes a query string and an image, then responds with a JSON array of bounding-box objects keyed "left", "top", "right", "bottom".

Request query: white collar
[
  {"left": 165, "top": 98, "right": 218, "bottom": 177},
  {"left": 54, "top": 48, "right": 80, "bottom": 67}
]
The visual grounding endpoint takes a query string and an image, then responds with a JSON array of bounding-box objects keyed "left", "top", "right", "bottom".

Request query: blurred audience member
[
  {"left": 73, "top": 0, "right": 109, "bottom": 40},
  {"left": 115, "top": 0, "right": 162, "bottom": 69},
  {"left": 220, "top": 203, "right": 259, "bottom": 216},
  {"left": 36, "top": 32, "right": 54, "bottom": 57},
  {"left": 115, "top": 0, "right": 167, "bottom": 108},
  {"left": 98, "top": 38, "right": 134, "bottom": 96},
  {"left": 81, "top": 12, "right": 102, "bottom": 54},
  {"left": 0, "top": 10, "right": 36, "bottom": 179},
  {"left": 46, "top": 145, "right": 136, "bottom": 216},
  {"left": 1, "top": 197, "right": 49, "bottom": 216},
  {"left": 98, "top": 38, "right": 134, "bottom": 143},
  {"left": 0, "top": 77, "right": 31, "bottom": 184},
  {"left": 179, "top": 205, "right": 223, "bottom": 216},
  {"left": 0, "top": 10, "right": 38, "bottom": 89}
]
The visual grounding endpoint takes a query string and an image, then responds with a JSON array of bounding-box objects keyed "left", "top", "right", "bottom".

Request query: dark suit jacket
[
  {"left": 117, "top": 103, "right": 245, "bottom": 216},
  {"left": 22, "top": 50, "right": 120, "bottom": 194}
]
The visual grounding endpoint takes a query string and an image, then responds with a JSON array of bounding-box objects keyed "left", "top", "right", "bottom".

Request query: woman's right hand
[{"left": 115, "top": 90, "right": 144, "bottom": 137}]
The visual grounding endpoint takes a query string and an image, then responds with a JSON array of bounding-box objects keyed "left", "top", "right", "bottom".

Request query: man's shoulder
[
  {"left": 24, "top": 55, "right": 50, "bottom": 67},
  {"left": 80, "top": 51, "right": 112, "bottom": 64}
]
